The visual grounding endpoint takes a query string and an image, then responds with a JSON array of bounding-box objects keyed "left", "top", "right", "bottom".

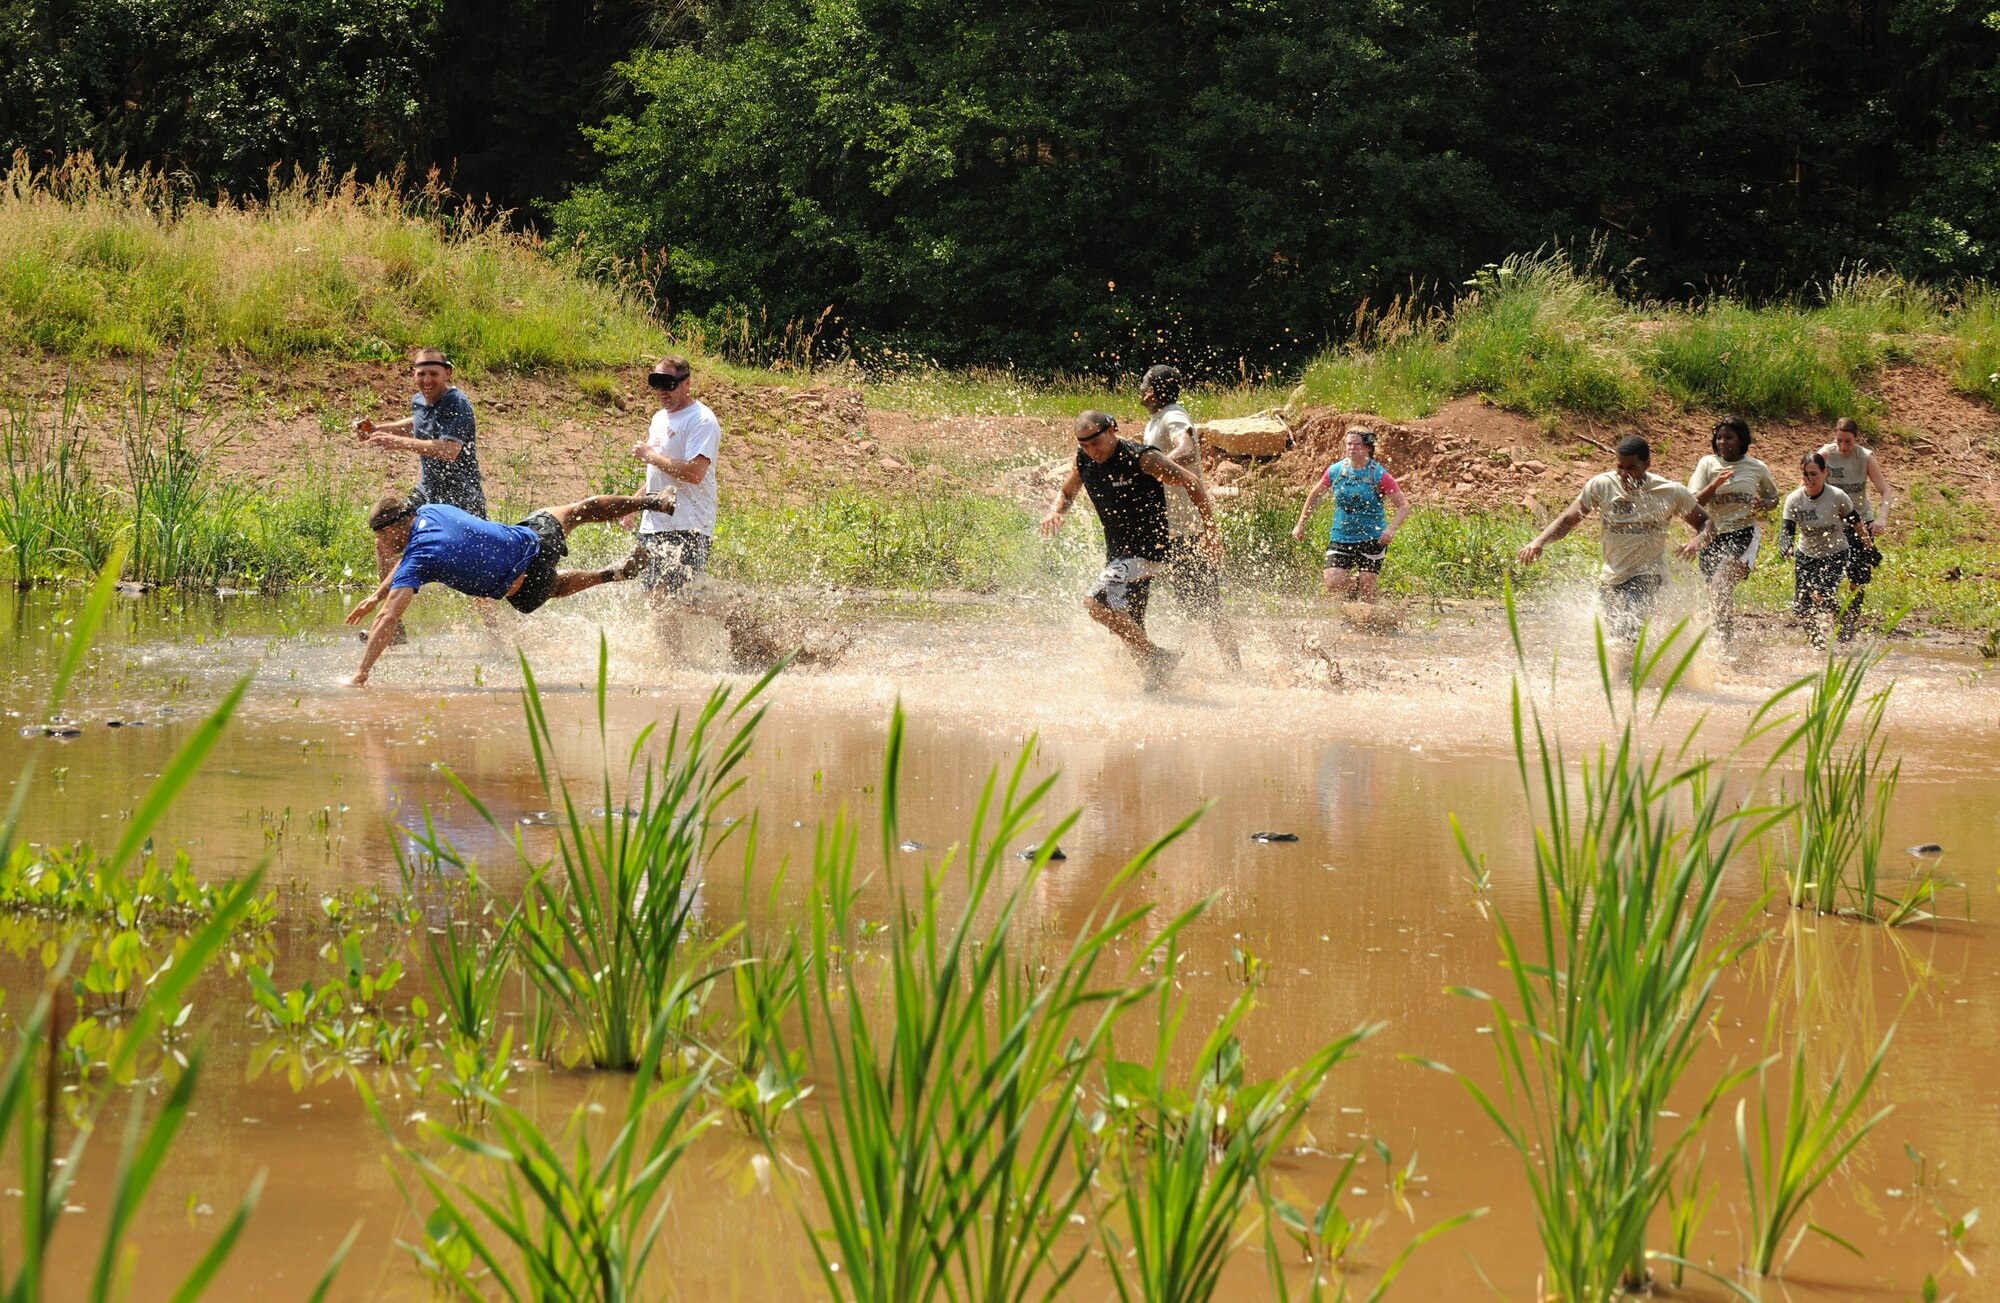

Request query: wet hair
[
  {"left": 1801, "top": 451, "right": 1828, "bottom": 473},
  {"left": 1076, "top": 409, "right": 1118, "bottom": 438},
  {"left": 1614, "top": 434, "right": 1651, "bottom": 462},
  {"left": 410, "top": 347, "right": 452, "bottom": 370},
  {"left": 368, "top": 492, "right": 418, "bottom": 532},
  {"left": 1345, "top": 426, "right": 1377, "bottom": 451},
  {"left": 1712, "top": 414, "right": 1752, "bottom": 454},
  {"left": 1140, "top": 364, "right": 1182, "bottom": 404},
  {"left": 1833, "top": 417, "right": 1860, "bottom": 435}
]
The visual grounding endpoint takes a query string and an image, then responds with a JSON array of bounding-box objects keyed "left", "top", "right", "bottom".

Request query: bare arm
[
  {"left": 364, "top": 432, "right": 463, "bottom": 461},
  {"left": 1866, "top": 456, "right": 1892, "bottom": 532},
  {"left": 1519, "top": 498, "right": 1589, "bottom": 566},
  {"left": 631, "top": 444, "right": 712, "bottom": 485},
  {"left": 1381, "top": 488, "right": 1412, "bottom": 540},
  {"left": 1039, "top": 466, "right": 1085, "bottom": 536},
  {"left": 1291, "top": 479, "right": 1329, "bottom": 540},
  {"left": 352, "top": 415, "right": 415, "bottom": 438},
  {"left": 350, "top": 587, "right": 417, "bottom": 686},
  {"left": 1674, "top": 503, "right": 1713, "bottom": 559},
  {"left": 1142, "top": 450, "right": 1216, "bottom": 525}
]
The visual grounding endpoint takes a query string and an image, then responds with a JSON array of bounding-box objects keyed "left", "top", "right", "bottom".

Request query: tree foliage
[{"left": 2, "top": 0, "right": 1996, "bottom": 372}]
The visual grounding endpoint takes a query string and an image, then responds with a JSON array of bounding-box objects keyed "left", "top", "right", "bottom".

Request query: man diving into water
[{"left": 345, "top": 490, "right": 676, "bottom": 686}]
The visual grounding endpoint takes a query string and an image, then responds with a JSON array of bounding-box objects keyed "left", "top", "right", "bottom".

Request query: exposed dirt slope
[{"left": 3, "top": 354, "right": 1994, "bottom": 519}]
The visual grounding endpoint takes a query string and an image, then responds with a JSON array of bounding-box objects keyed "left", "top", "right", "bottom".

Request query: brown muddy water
[{"left": 5, "top": 580, "right": 1999, "bottom": 1301}]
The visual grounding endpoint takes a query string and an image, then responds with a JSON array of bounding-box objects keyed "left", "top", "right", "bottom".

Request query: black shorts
[
  {"left": 506, "top": 511, "right": 568, "bottom": 614},
  {"left": 405, "top": 485, "right": 487, "bottom": 520},
  {"left": 1843, "top": 525, "right": 1881, "bottom": 585},
  {"left": 1088, "top": 557, "right": 1160, "bottom": 625},
  {"left": 1599, "top": 573, "right": 1663, "bottom": 639},
  {"left": 638, "top": 530, "right": 712, "bottom": 595},
  {"left": 1794, "top": 552, "right": 1847, "bottom": 611},
  {"left": 1324, "top": 540, "right": 1388, "bottom": 574},
  {"left": 1165, "top": 537, "right": 1222, "bottom": 614},
  {"left": 1698, "top": 528, "right": 1756, "bottom": 579}
]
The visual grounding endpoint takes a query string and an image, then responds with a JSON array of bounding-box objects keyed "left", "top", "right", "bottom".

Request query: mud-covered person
[
  {"left": 1138, "top": 364, "right": 1241, "bottom": 668},
  {"left": 1040, "top": 410, "right": 1221, "bottom": 691},
  {"left": 346, "top": 489, "right": 675, "bottom": 686},
  {"left": 1686, "top": 414, "right": 1779, "bottom": 647},
  {"left": 1819, "top": 417, "right": 1893, "bottom": 642},
  {"left": 1778, "top": 451, "right": 1862, "bottom": 651},
  {"left": 623, "top": 356, "right": 722, "bottom": 604},
  {"left": 351, "top": 348, "right": 488, "bottom": 641},
  {"left": 1517, "top": 435, "right": 1710, "bottom": 642}
]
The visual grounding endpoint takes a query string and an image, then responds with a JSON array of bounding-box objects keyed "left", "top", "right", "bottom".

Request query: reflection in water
[{"left": 4, "top": 585, "right": 1999, "bottom": 1300}]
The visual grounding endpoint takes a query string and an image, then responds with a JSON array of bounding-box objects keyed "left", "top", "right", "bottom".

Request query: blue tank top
[{"left": 1326, "top": 459, "right": 1389, "bottom": 544}]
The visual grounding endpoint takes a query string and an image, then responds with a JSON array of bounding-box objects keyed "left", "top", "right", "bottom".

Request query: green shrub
[
  {"left": 1949, "top": 287, "right": 2000, "bottom": 405},
  {"left": 1649, "top": 304, "right": 1871, "bottom": 419},
  {"left": 1448, "top": 253, "right": 1649, "bottom": 418},
  {"left": 713, "top": 489, "right": 1042, "bottom": 590}
]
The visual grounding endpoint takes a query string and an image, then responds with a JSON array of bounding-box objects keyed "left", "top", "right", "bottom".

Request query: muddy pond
[{"left": 5, "top": 581, "right": 1998, "bottom": 1301}]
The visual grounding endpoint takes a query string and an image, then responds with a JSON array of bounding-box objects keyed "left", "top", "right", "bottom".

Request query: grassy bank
[
  {"left": 1296, "top": 256, "right": 1996, "bottom": 428},
  {"left": 7, "top": 162, "right": 1995, "bottom": 436}
]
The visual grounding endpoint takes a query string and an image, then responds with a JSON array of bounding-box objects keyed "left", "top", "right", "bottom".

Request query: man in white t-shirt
[{"left": 625, "top": 355, "right": 722, "bottom": 600}]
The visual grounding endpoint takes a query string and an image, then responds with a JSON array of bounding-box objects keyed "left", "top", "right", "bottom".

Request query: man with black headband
[
  {"left": 624, "top": 355, "right": 722, "bottom": 599},
  {"left": 351, "top": 347, "right": 488, "bottom": 641},
  {"left": 1040, "top": 409, "right": 1221, "bottom": 689},
  {"left": 345, "top": 489, "right": 675, "bottom": 686}
]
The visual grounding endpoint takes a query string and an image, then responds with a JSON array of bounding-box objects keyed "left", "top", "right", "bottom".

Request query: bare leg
[
  {"left": 546, "top": 493, "right": 672, "bottom": 532},
  {"left": 1208, "top": 609, "right": 1243, "bottom": 668},
  {"left": 1086, "top": 598, "right": 1156, "bottom": 662},
  {"left": 1354, "top": 571, "right": 1381, "bottom": 603},
  {"left": 1321, "top": 566, "right": 1352, "bottom": 599},
  {"left": 546, "top": 568, "right": 626, "bottom": 602}
]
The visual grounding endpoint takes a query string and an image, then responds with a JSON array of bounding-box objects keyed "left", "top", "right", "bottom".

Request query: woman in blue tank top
[{"left": 1290, "top": 427, "right": 1412, "bottom": 603}]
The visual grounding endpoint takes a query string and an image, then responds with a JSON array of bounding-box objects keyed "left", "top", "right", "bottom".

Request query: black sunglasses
[{"left": 648, "top": 372, "right": 690, "bottom": 390}]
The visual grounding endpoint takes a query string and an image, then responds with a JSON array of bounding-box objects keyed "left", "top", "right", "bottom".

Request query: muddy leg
[
  {"left": 545, "top": 493, "right": 671, "bottom": 532},
  {"left": 1086, "top": 598, "right": 1156, "bottom": 662}
]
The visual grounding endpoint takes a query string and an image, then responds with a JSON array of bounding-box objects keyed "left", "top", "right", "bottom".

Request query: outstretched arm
[
  {"left": 363, "top": 432, "right": 464, "bottom": 461},
  {"left": 1145, "top": 450, "right": 1223, "bottom": 557},
  {"left": 1040, "top": 466, "right": 1085, "bottom": 536},
  {"left": 1519, "top": 498, "right": 1590, "bottom": 566},
  {"left": 351, "top": 587, "right": 417, "bottom": 685}
]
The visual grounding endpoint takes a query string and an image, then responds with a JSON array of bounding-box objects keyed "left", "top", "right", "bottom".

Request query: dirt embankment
[
  {"left": 3, "top": 354, "right": 1995, "bottom": 519},
  {"left": 1264, "top": 365, "right": 2000, "bottom": 516}
]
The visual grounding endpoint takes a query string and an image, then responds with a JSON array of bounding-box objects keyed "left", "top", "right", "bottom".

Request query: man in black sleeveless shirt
[{"left": 1040, "top": 410, "right": 1222, "bottom": 689}]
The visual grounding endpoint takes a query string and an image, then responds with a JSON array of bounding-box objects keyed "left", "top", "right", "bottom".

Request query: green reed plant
[
  {"left": 1768, "top": 647, "right": 1904, "bottom": 919},
  {"left": 1420, "top": 596, "right": 1776, "bottom": 1302},
  {"left": 1738, "top": 1027, "right": 1894, "bottom": 1276},
  {"left": 1649, "top": 303, "right": 1871, "bottom": 419},
  {"left": 1098, "top": 950, "right": 1379, "bottom": 1303},
  {"left": 768, "top": 706, "right": 1198, "bottom": 1303},
  {"left": 1448, "top": 250, "right": 1649, "bottom": 418},
  {"left": 396, "top": 841, "right": 519, "bottom": 1047},
  {"left": 440, "top": 639, "right": 773, "bottom": 1070},
  {"left": 1947, "top": 286, "right": 2000, "bottom": 404},
  {"left": 0, "top": 378, "right": 104, "bottom": 585},
  {"left": 118, "top": 357, "right": 250, "bottom": 587},
  {"left": 377, "top": 1008, "right": 715, "bottom": 1302}
]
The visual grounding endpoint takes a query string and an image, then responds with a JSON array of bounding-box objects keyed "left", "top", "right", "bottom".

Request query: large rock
[{"left": 1198, "top": 414, "right": 1290, "bottom": 458}]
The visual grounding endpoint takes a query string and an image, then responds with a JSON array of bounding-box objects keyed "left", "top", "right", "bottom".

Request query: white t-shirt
[
  {"left": 641, "top": 400, "right": 722, "bottom": 536},
  {"left": 1576, "top": 471, "right": 1699, "bottom": 585},
  {"left": 1141, "top": 403, "right": 1205, "bottom": 539}
]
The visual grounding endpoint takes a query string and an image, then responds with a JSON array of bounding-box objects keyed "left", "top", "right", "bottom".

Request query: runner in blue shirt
[
  {"left": 1290, "top": 427, "right": 1412, "bottom": 604},
  {"left": 345, "top": 489, "right": 674, "bottom": 686}
]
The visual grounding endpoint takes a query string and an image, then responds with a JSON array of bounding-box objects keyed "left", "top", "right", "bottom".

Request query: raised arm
[{"left": 1039, "top": 465, "right": 1086, "bottom": 536}]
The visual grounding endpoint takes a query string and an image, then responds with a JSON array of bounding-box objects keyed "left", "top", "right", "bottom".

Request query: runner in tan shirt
[
  {"left": 1687, "top": 415, "right": 1779, "bottom": 647},
  {"left": 1818, "top": 417, "right": 1893, "bottom": 641},
  {"left": 1518, "top": 435, "right": 1710, "bottom": 642},
  {"left": 1779, "top": 450, "right": 1863, "bottom": 651}
]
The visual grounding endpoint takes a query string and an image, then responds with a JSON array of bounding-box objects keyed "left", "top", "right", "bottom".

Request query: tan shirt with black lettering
[
  {"left": 1783, "top": 485, "right": 1856, "bottom": 559},
  {"left": 1687, "top": 455, "right": 1779, "bottom": 534},
  {"left": 1576, "top": 471, "right": 1699, "bottom": 585}
]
